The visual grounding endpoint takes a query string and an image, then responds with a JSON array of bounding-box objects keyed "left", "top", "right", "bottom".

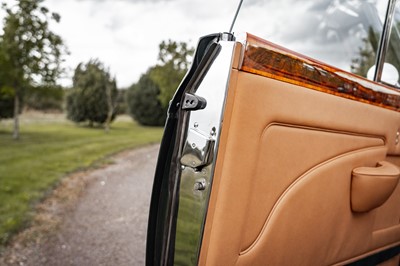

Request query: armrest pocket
[{"left": 351, "top": 161, "right": 400, "bottom": 213}]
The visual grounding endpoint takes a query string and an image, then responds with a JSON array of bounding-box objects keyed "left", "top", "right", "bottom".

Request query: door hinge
[{"left": 180, "top": 128, "right": 215, "bottom": 170}]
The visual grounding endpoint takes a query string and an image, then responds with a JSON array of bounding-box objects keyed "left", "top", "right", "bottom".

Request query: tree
[
  {"left": 0, "top": 86, "right": 15, "bottom": 119},
  {"left": 0, "top": 0, "right": 66, "bottom": 139},
  {"left": 351, "top": 23, "right": 400, "bottom": 84},
  {"left": 24, "top": 85, "right": 64, "bottom": 111},
  {"left": 151, "top": 40, "right": 194, "bottom": 108},
  {"left": 66, "top": 59, "right": 118, "bottom": 129},
  {"left": 126, "top": 68, "right": 167, "bottom": 126},
  {"left": 0, "top": 57, "right": 15, "bottom": 119},
  {"left": 351, "top": 27, "right": 379, "bottom": 77},
  {"left": 114, "top": 88, "right": 128, "bottom": 115},
  {"left": 126, "top": 40, "right": 193, "bottom": 126}
]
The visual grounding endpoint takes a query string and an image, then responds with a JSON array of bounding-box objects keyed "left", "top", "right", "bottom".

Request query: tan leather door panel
[
  {"left": 240, "top": 125, "right": 384, "bottom": 251},
  {"left": 199, "top": 69, "right": 400, "bottom": 266}
]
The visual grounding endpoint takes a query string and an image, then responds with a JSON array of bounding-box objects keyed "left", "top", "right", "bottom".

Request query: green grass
[
  {"left": 174, "top": 168, "right": 208, "bottom": 266},
  {"left": 0, "top": 114, "right": 163, "bottom": 245},
  {"left": 174, "top": 193, "right": 204, "bottom": 266}
]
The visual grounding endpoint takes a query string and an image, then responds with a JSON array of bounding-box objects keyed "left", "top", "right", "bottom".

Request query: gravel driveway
[{"left": 0, "top": 144, "right": 160, "bottom": 266}]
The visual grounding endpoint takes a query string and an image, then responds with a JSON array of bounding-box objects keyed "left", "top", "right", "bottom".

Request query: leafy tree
[
  {"left": 351, "top": 23, "right": 400, "bottom": 86},
  {"left": 0, "top": 0, "right": 66, "bottom": 139},
  {"left": 151, "top": 40, "right": 194, "bottom": 108},
  {"left": 0, "top": 86, "right": 15, "bottom": 119},
  {"left": 351, "top": 27, "right": 379, "bottom": 78},
  {"left": 126, "top": 69, "right": 167, "bottom": 126},
  {"left": 0, "top": 59, "right": 14, "bottom": 119},
  {"left": 115, "top": 88, "right": 128, "bottom": 115},
  {"left": 25, "top": 85, "right": 64, "bottom": 111},
  {"left": 66, "top": 59, "right": 117, "bottom": 129},
  {"left": 126, "top": 40, "right": 193, "bottom": 126}
]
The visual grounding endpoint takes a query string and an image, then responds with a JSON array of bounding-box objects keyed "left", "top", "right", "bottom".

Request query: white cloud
[
  {"left": 0, "top": 0, "right": 392, "bottom": 87},
  {"left": 234, "top": 0, "right": 388, "bottom": 72},
  {"left": 44, "top": 0, "right": 235, "bottom": 88}
]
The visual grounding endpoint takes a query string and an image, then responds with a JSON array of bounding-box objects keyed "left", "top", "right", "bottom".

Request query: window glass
[
  {"left": 233, "top": 0, "right": 388, "bottom": 79},
  {"left": 381, "top": 2, "right": 400, "bottom": 86}
]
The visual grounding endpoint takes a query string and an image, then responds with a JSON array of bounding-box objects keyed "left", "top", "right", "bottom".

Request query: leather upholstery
[
  {"left": 351, "top": 161, "right": 400, "bottom": 213},
  {"left": 198, "top": 70, "right": 400, "bottom": 266}
]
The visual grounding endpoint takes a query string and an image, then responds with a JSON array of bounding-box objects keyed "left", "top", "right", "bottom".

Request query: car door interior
[
  {"left": 196, "top": 34, "right": 400, "bottom": 265},
  {"left": 146, "top": 29, "right": 400, "bottom": 265}
]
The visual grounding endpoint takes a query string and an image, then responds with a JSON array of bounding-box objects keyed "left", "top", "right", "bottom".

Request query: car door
[{"left": 146, "top": 1, "right": 400, "bottom": 266}]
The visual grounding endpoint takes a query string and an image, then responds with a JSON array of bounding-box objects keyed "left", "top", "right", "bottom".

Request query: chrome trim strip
[
  {"left": 162, "top": 42, "right": 222, "bottom": 266},
  {"left": 146, "top": 33, "right": 224, "bottom": 266},
  {"left": 173, "top": 40, "right": 236, "bottom": 265},
  {"left": 374, "top": 0, "right": 398, "bottom": 81}
]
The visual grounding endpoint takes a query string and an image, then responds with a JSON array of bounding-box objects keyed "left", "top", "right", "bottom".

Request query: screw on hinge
[{"left": 194, "top": 178, "right": 206, "bottom": 191}]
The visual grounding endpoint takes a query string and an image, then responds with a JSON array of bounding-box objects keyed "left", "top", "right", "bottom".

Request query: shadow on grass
[{"left": 0, "top": 130, "right": 11, "bottom": 136}]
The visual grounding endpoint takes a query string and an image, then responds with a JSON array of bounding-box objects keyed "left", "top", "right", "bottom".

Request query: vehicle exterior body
[{"left": 147, "top": 1, "right": 400, "bottom": 265}]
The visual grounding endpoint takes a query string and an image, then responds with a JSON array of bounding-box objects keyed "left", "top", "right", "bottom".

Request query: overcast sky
[
  {"left": 0, "top": 0, "right": 390, "bottom": 88},
  {"left": 42, "top": 0, "right": 238, "bottom": 88}
]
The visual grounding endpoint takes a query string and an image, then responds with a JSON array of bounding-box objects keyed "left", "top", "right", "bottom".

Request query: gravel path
[{"left": 1, "top": 144, "right": 160, "bottom": 266}]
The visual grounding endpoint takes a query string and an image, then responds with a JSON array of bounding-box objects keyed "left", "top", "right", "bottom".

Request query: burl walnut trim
[{"left": 241, "top": 33, "right": 400, "bottom": 111}]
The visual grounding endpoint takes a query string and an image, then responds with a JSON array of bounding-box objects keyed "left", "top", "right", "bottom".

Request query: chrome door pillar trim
[
  {"left": 146, "top": 33, "right": 223, "bottom": 266},
  {"left": 146, "top": 33, "right": 236, "bottom": 266},
  {"left": 173, "top": 39, "right": 236, "bottom": 265},
  {"left": 374, "top": 0, "right": 398, "bottom": 81}
]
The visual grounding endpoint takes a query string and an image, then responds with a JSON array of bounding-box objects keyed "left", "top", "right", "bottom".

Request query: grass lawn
[{"left": 0, "top": 113, "right": 163, "bottom": 245}]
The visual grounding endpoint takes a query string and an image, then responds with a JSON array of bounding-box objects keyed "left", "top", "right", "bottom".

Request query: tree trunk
[
  {"left": 13, "top": 94, "right": 20, "bottom": 140},
  {"left": 104, "top": 84, "right": 113, "bottom": 133}
]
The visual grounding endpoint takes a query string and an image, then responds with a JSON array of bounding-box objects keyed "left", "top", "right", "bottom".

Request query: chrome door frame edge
[{"left": 146, "top": 33, "right": 236, "bottom": 266}]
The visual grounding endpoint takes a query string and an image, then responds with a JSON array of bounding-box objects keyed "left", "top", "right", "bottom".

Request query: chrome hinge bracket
[{"left": 180, "top": 127, "right": 216, "bottom": 170}]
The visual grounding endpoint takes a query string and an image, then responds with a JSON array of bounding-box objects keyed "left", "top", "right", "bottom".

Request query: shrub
[
  {"left": 25, "top": 85, "right": 64, "bottom": 111},
  {"left": 126, "top": 70, "right": 167, "bottom": 126},
  {"left": 66, "top": 60, "right": 117, "bottom": 126}
]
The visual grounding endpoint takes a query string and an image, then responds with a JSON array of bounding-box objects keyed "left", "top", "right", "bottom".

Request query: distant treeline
[{"left": 0, "top": 0, "right": 193, "bottom": 137}]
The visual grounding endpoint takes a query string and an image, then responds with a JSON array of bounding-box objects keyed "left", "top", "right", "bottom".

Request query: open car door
[{"left": 146, "top": 2, "right": 400, "bottom": 265}]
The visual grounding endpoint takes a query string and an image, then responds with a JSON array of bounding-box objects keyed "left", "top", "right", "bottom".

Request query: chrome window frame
[{"left": 374, "top": 0, "right": 398, "bottom": 82}]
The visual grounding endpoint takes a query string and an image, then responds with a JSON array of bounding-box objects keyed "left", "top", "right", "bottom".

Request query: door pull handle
[{"left": 351, "top": 161, "right": 400, "bottom": 212}]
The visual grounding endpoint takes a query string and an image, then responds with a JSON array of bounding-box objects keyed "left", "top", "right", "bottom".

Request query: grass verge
[{"left": 0, "top": 114, "right": 163, "bottom": 245}]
